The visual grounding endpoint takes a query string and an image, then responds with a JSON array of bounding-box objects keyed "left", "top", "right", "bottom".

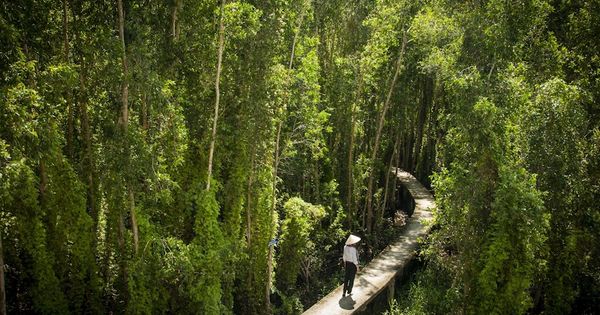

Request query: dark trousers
[{"left": 343, "top": 261, "right": 357, "bottom": 294}]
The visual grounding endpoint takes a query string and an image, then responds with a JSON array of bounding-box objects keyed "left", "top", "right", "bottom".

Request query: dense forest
[{"left": 1, "top": 0, "right": 599, "bottom": 314}]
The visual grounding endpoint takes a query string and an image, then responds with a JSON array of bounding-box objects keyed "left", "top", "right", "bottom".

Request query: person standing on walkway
[{"left": 342, "top": 234, "right": 360, "bottom": 297}]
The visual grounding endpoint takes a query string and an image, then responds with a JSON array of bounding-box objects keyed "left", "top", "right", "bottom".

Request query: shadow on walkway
[{"left": 339, "top": 296, "right": 356, "bottom": 310}]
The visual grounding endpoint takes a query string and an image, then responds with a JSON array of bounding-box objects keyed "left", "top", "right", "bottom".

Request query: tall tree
[
  {"left": 62, "top": 0, "right": 74, "bottom": 160},
  {"left": 116, "top": 0, "right": 139, "bottom": 256},
  {"left": 266, "top": 1, "right": 308, "bottom": 310},
  {"left": 206, "top": 0, "right": 226, "bottom": 192},
  {"left": 364, "top": 30, "right": 407, "bottom": 233}
]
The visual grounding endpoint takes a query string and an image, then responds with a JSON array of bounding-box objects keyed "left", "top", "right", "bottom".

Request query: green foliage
[
  {"left": 223, "top": 2, "right": 262, "bottom": 42},
  {"left": 476, "top": 165, "right": 547, "bottom": 314},
  {"left": 276, "top": 291, "right": 303, "bottom": 315},
  {"left": 384, "top": 263, "right": 456, "bottom": 315},
  {"left": 2, "top": 0, "right": 600, "bottom": 314},
  {"left": 428, "top": 24, "right": 551, "bottom": 314},
  {"left": 191, "top": 185, "right": 225, "bottom": 313},
  {"left": 410, "top": 5, "right": 463, "bottom": 76},
  {"left": 277, "top": 197, "right": 325, "bottom": 293},
  {"left": 0, "top": 150, "right": 70, "bottom": 315},
  {"left": 524, "top": 77, "right": 589, "bottom": 314},
  {"left": 221, "top": 156, "right": 247, "bottom": 313},
  {"left": 361, "top": 0, "right": 410, "bottom": 87}
]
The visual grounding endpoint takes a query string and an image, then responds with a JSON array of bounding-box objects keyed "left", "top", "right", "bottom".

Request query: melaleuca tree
[
  {"left": 188, "top": 184, "right": 224, "bottom": 313},
  {"left": 391, "top": 2, "right": 563, "bottom": 314},
  {"left": 256, "top": 0, "right": 329, "bottom": 311},
  {"left": 0, "top": 61, "right": 70, "bottom": 314},
  {"left": 215, "top": 3, "right": 262, "bottom": 312},
  {"left": 122, "top": 0, "right": 192, "bottom": 310},
  {"left": 313, "top": 0, "right": 373, "bottom": 230},
  {"left": 37, "top": 60, "right": 103, "bottom": 313},
  {"left": 277, "top": 33, "right": 330, "bottom": 204},
  {"left": 0, "top": 1, "right": 116, "bottom": 312},
  {"left": 524, "top": 78, "right": 589, "bottom": 314},
  {"left": 407, "top": 2, "right": 462, "bottom": 179},
  {"left": 242, "top": 169, "right": 277, "bottom": 315},
  {"left": 541, "top": 1, "right": 600, "bottom": 313},
  {"left": 276, "top": 198, "right": 325, "bottom": 293},
  {"left": 208, "top": 1, "right": 285, "bottom": 313},
  {"left": 430, "top": 69, "right": 549, "bottom": 314},
  {"left": 354, "top": 0, "right": 418, "bottom": 234}
]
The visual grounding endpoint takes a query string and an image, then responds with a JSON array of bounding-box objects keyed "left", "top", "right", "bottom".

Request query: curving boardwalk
[{"left": 302, "top": 169, "right": 435, "bottom": 315}]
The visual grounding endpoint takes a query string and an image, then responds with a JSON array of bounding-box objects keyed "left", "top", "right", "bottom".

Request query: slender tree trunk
[
  {"left": 140, "top": 92, "right": 149, "bottom": 130},
  {"left": 116, "top": 0, "right": 131, "bottom": 300},
  {"left": 391, "top": 129, "right": 402, "bottom": 211},
  {"left": 117, "top": 213, "right": 128, "bottom": 296},
  {"left": 39, "top": 160, "right": 48, "bottom": 201},
  {"left": 206, "top": 0, "right": 226, "bottom": 191},
  {"left": 271, "top": 122, "right": 283, "bottom": 212},
  {"left": 0, "top": 233, "right": 6, "bottom": 315},
  {"left": 380, "top": 127, "right": 402, "bottom": 226},
  {"left": 347, "top": 75, "right": 362, "bottom": 229},
  {"left": 171, "top": 0, "right": 181, "bottom": 41},
  {"left": 243, "top": 141, "right": 257, "bottom": 307},
  {"left": 74, "top": 8, "right": 98, "bottom": 242},
  {"left": 424, "top": 85, "right": 441, "bottom": 178},
  {"left": 40, "top": 156, "right": 61, "bottom": 258},
  {"left": 117, "top": 0, "right": 129, "bottom": 132},
  {"left": 117, "top": 0, "right": 138, "bottom": 257},
  {"left": 245, "top": 147, "right": 256, "bottom": 247},
  {"left": 66, "top": 97, "right": 74, "bottom": 159},
  {"left": 80, "top": 76, "right": 96, "bottom": 224},
  {"left": 365, "top": 30, "right": 407, "bottom": 233},
  {"left": 129, "top": 189, "right": 138, "bottom": 254},
  {"left": 266, "top": 121, "right": 282, "bottom": 314},
  {"left": 287, "top": 7, "right": 304, "bottom": 70},
  {"left": 413, "top": 76, "right": 432, "bottom": 174},
  {"left": 62, "top": 0, "right": 74, "bottom": 159},
  {"left": 404, "top": 130, "right": 414, "bottom": 171},
  {"left": 266, "top": 241, "right": 274, "bottom": 313},
  {"left": 101, "top": 216, "right": 114, "bottom": 310},
  {"left": 313, "top": 163, "right": 320, "bottom": 202},
  {"left": 266, "top": 6, "right": 305, "bottom": 310},
  {"left": 419, "top": 80, "right": 438, "bottom": 182},
  {"left": 62, "top": 0, "right": 69, "bottom": 58}
]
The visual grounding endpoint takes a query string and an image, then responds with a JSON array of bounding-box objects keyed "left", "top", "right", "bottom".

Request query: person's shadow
[{"left": 339, "top": 295, "right": 356, "bottom": 310}]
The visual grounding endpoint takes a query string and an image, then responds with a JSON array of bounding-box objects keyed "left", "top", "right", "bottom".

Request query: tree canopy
[{"left": 1, "top": 0, "right": 599, "bottom": 314}]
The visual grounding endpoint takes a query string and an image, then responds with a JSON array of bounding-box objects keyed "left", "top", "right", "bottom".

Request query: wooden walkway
[{"left": 302, "top": 169, "right": 435, "bottom": 315}]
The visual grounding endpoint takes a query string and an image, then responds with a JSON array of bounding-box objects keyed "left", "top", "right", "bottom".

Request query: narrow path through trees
[{"left": 303, "top": 169, "right": 434, "bottom": 315}]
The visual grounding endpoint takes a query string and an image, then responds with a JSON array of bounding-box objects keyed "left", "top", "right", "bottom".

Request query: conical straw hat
[{"left": 345, "top": 234, "right": 361, "bottom": 245}]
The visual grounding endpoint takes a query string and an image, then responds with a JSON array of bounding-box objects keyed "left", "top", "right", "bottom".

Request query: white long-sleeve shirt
[{"left": 343, "top": 245, "right": 359, "bottom": 266}]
